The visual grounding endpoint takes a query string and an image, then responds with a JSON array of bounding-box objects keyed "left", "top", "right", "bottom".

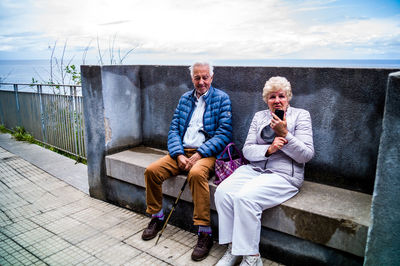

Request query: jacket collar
[
  {"left": 261, "top": 106, "right": 292, "bottom": 125},
  {"left": 189, "top": 86, "right": 215, "bottom": 103}
]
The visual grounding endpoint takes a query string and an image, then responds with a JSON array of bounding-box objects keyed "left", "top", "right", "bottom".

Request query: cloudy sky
[{"left": 0, "top": 0, "right": 399, "bottom": 64}]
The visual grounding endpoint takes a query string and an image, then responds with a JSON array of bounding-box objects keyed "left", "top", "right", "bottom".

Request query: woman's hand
[
  {"left": 270, "top": 112, "right": 288, "bottom": 137},
  {"left": 266, "top": 137, "right": 288, "bottom": 156}
]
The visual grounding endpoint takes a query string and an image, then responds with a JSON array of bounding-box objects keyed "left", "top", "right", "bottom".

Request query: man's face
[{"left": 191, "top": 65, "right": 213, "bottom": 96}]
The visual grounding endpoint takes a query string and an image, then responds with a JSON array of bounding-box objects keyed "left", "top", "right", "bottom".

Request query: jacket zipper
[
  {"left": 202, "top": 99, "right": 207, "bottom": 134},
  {"left": 182, "top": 97, "right": 196, "bottom": 138},
  {"left": 291, "top": 159, "right": 294, "bottom": 177},
  {"left": 184, "top": 89, "right": 211, "bottom": 138}
]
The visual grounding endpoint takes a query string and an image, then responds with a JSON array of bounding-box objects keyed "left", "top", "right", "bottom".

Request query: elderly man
[{"left": 142, "top": 61, "right": 232, "bottom": 261}]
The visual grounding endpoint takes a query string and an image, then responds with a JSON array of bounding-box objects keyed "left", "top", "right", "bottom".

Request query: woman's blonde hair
[{"left": 262, "top": 76, "right": 292, "bottom": 103}]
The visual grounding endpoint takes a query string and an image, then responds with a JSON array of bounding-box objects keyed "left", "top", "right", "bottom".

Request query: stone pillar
[
  {"left": 81, "top": 66, "right": 107, "bottom": 199},
  {"left": 101, "top": 66, "right": 142, "bottom": 152},
  {"left": 364, "top": 71, "right": 400, "bottom": 265},
  {"left": 81, "top": 65, "right": 142, "bottom": 200}
]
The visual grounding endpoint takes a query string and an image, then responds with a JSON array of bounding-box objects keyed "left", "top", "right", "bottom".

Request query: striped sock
[
  {"left": 198, "top": 226, "right": 212, "bottom": 235},
  {"left": 152, "top": 209, "right": 164, "bottom": 220}
]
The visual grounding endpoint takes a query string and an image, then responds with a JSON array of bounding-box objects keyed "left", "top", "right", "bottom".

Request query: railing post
[
  {"left": 37, "top": 84, "right": 47, "bottom": 143},
  {"left": 73, "top": 85, "right": 83, "bottom": 158},
  {"left": 13, "top": 83, "right": 22, "bottom": 127},
  {"left": 13, "top": 84, "right": 20, "bottom": 111},
  {"left": 70, "top": 86, "right": 79, "bottom": 157},
  {"left": 0, "top": 88, "right": 4, "bottom": 125}
]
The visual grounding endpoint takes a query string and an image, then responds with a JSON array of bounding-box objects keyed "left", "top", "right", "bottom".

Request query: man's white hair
[{"left": 189, "top": 61, "right": 214, "bottom": 77}]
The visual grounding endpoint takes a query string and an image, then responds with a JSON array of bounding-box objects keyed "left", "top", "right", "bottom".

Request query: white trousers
[{"left": 214, "top": 165, "right": 299, "bottom": 255}]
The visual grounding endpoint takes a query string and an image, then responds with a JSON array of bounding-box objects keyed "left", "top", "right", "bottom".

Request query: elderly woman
[{"left": 215, "top": 76, "right": 314, "bottom": 266}]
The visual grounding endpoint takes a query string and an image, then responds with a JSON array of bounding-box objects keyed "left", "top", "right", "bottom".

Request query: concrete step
[{"left": 105, "top": 146, "right": 372, "bottom": 258}]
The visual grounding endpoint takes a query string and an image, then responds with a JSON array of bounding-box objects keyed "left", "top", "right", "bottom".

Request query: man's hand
[
  {"left": 184, "top": 152, "right": 202, "bottom": 171},
  {"left": 177, "top": 155, "right": 190, "bottom": 170},
  {"left": 177, "top": 152, "right": 202, "bottom": 171}
]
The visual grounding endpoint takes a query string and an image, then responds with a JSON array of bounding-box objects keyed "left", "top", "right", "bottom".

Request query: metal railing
[{"left": 0, "top": 83, "right": 86, "bottom": 160}]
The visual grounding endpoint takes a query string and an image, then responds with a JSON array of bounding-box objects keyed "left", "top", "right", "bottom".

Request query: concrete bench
[
  {"left": 105, "top": 146, "right": 371, "bottom": 258},
  {"left": 82, "top": 66, "right": 399, "bottom": 264}
]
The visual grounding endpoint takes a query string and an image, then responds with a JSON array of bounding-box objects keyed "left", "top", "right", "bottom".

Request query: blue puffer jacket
[{"left": 168, "top": 86, "right": 233, "bottom": 158}]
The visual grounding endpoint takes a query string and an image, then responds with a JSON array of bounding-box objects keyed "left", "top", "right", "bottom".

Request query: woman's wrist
[
  {"left": 277, "top": 129, "right": 288, "bottom": 138},
  {"left": 265, "top": 147, "right": 272, "bottom": 157}
]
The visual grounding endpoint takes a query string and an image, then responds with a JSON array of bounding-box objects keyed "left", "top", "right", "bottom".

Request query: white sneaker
[
  {"left": 239, "top": 255, "right": 263, "bottom": 266},
  {"left": 216, "top": 243, "right": 241, "bottom": 266}
]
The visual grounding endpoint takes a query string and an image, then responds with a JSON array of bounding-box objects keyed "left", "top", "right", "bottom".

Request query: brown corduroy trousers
[{"left": 144, "top": 149, "right": 216, "bottom": 226}]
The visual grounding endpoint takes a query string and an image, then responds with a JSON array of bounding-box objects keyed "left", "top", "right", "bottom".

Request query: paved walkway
[
  {"left": 0, "top": 133, "right": 88, "bottom": 194},
  {"left": 0, "top": 133, "right": 281, "bottom": 265}
]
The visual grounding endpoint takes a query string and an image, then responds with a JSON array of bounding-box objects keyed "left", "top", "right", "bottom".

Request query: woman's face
[{"left": 267, "top": 89, "right": 289, "bottom": 113}]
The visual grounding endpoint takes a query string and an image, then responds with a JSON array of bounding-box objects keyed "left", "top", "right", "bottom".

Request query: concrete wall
[
  {"left": 81, "top": 66, "right": 107, "bottom": 199},
  {"left": 364, "top": 71, "right": 400, "bottom": 265},
  {"left": 81, "top": 65, "right": 143, "bottom": 199},
  {"left": 83, "top": 65, "right": 395, "bottom": 194}
]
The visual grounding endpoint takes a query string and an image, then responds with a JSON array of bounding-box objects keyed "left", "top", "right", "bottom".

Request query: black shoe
[
  {"left": 141, "top": 217, "right": 164, "bottom": 240},
  {"left": 191, "top": 232, "right": 213, "bottom": 261}
]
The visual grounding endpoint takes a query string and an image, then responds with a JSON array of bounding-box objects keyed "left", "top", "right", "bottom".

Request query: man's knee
[
  {"left": 188, "top": 166, "right": 209, "bottom": 183},
  {"left": 144, "top": 162, "right": 156, "bottom": 177},
  {"left": 144, "top": 163, "right": 163, "bottom": 184}
]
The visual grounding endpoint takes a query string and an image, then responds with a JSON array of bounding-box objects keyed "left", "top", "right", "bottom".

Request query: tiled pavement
[{"left": 0, "top": 145, "right": 282, "bottom": 265}]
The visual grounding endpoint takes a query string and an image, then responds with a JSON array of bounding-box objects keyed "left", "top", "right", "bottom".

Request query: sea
[{"left": 0, "top": 59, "right": 399, "bottom": 93}]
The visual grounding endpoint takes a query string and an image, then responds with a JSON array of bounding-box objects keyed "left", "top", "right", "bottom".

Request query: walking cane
[{"left": 155, "top": 178, "right": 188, "bottom": 245}]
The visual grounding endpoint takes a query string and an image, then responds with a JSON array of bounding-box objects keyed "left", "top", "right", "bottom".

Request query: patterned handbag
[{"left": 214, "top": 142, "right": 247, "bottom": 185}]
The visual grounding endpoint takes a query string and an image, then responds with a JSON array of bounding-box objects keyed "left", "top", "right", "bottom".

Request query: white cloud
[{"left": 1, "top": 0, "right": 399, "bottom": 60}]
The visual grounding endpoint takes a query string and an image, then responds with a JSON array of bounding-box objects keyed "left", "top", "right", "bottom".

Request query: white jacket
[{"left": 242, "top": 106, "right": 314, "bottom": 188}]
